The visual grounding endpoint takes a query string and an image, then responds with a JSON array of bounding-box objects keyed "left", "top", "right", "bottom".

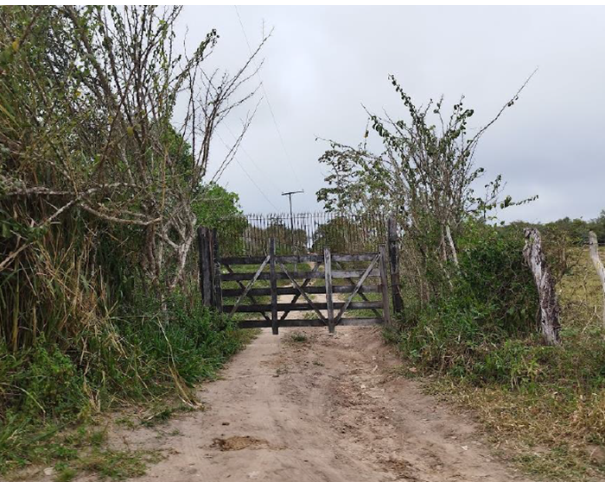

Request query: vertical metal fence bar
[{"left": 215, "top": 211, "right": 395, "bottom": 257}]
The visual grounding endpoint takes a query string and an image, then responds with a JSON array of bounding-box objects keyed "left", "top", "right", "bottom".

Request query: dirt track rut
[{"left": 114, "top": 326, "right": 522, "bottom": 481}]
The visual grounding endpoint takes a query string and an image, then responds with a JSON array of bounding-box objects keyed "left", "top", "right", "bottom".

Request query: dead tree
[
  {"left": 523, "top": 228, "right": 561, "bottom": 345},
  {"left": 588, "top": 231, "right": 605, "bottom": 327}
]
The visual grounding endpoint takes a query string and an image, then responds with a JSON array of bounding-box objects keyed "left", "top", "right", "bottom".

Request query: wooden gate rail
[
  {"left": 222, "top": 301, "right": 384, "bottom": 313},
  {"left": 220, "top": 253, "right": 379, "bottom": 265},
  {"left": 221, "top": 285, "right": 380, "bottom": 297},
  {"left": 333, "top": 260, "right": 382, "bottom": 319},
  {"left": 223, "top": 263, "right": 270, "bottom": 322},
  {"left": 228, "top": 254, "right": 271, "bottom": 318},
  {"left": 279, "top": 261, "right": 321, "bottom": 323},
  {"left": 221, "top": 269, "right": 381, "bottom": 281},
  {"left": 333, "top": 253, "right": 380, "bottom": 324},
  {"left": 237, "top": 318, "right": 383, "bottom": 329}
]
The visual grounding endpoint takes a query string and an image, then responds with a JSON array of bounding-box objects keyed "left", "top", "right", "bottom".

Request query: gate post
[
  {"left": 197, "top": 227, "right": 213, "bottom": 307},
  {"left": 379, "top": 245, "right": 392, "bottom": 328},
  {"left": 197, "top": 227, "right": 222, "bottom": 311},
  {"left": 324, "top": 247, "right": 335, "bottom": 333},
  {"left": 387, "top": 215, "right": 404, "bottom": 316},
  {"left": 269, "top": 238, "right": 278, "bottom": 335},
  {"left": 211, "top": 228, "right": 222, "bottom": 312}
]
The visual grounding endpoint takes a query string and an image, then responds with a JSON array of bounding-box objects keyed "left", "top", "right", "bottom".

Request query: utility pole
[{"left": 281, "top": 189, "right": 304, "bottom": 257}]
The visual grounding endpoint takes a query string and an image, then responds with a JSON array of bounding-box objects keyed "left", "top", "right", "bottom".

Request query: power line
[
  {"left": 235, "top": 159, "right": 280, "bottom": 212},
  {"left": 215, "top": 132, "right": 279, "bottom": 211},
  {"left": 234, "top": 6, "right": 303, "bottom": 189},
  {"left": 223, "top": 125, "right": 281, "bottom": 194}
]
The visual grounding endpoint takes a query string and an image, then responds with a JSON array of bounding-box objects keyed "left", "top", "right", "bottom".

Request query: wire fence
[{"left": 215, "top": 212, "right": 389, "bottom": 257}]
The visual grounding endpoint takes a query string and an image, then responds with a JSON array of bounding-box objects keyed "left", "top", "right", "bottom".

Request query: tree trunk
[
  {"left": 523, "top": 228, "right": 561, "bottom": 345},
  {"left": 445, "top": 224, "right": 459, "bottom": 268},
  {"left": 588, "top": 231, "right": 605, "bottom": 327}
]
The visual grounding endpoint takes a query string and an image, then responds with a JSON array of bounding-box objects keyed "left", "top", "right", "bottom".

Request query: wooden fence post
[
  {"left": 379, "top": 245, "right": 392, "bottom": 328},
  {"left": 211, "top": 228, "right": 222, "bottom": 312},
  {"left": 523, "top": 228, "right": 561, "bottom": 345},
  {"left": 269, "top": 238, "right": 278, "bottom": 335},
  {"left": 197, "top": 227, "right": 213, "bottom": 307},
  {"left": 589, "top": 231, "right": 605, "bottom": 327},
  {"left": 387, "top": 215, "right": 404, "bottom": 316},
  {"left": 324, "top": 247, "right": 335, "bottom": 333}
]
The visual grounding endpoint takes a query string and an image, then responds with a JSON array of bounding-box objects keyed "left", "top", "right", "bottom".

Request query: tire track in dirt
[{"left": 106, "top": 325, "right": 523, "bottom": 481}]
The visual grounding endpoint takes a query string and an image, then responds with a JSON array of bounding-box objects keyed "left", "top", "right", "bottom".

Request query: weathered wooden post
[
  {"left": 269, "top": 238, "right": 278, "bottom": 335},
  {"left": 588, "top": 231, "right": 605, "bottom": 327},
  {"left": 197, "top": 227, "right": 213, "bottom": 307},
  {"left": 387, "top": 215, "right": 404, "bottom": 316},
  {"left": 379, "top": 245, "right": 392, "bottom": 328},
  {"left": 211, "top": 228, "right": 222, "bottom": 312},
  {"left": 523, "top": 228, "right": 561, "bottom": 345},
  {"left": 324, "top": 247, "right": 335, "bottom": 333}
]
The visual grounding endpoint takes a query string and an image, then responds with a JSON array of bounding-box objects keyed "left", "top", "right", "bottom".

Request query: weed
[
  {"left": 287, "top": 332, "right": 309, "bottom": 343},
  {"left": 141, "top": 405, "right": 194, "bottom": 428},
  {"left": 55, "top": 463, "right": 77, "bottom": 482},
  {"left": 77, "top": 448, "right": 162, "bottom": 481},
  {"left": 274, "top": 366, "right": 288, "bottom": 377},
  {"left": 115, "top": 416, "right": 137, "bottom": 430},
  {"left": 0, "top": 292, "right": 252, "bottom": 478}
]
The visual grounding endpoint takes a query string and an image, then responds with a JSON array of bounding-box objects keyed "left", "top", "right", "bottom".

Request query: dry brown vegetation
[{"left": 420, "top": 247, "right": 605, "bottom": 480}]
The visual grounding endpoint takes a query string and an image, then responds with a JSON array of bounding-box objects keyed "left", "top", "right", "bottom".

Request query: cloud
[{"left": 183, "top": 6, "right": 605, "bottom": 222}]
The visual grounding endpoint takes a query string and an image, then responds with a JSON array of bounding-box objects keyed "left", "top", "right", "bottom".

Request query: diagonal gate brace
[
  {"left": 334, "top": 254, "right": 380, "bottom": 325},
  {"left": 229, "top": 254, "right": 271, "bottom": 318},
  {"left": 279, "top": 262, "right": 328, "bottom": 326}
]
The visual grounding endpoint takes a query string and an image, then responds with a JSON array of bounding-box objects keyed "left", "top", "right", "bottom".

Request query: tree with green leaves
[
  {"left": 317, "top": 74, "right": 535, "bottom": 303},
  {"left": 0, "top": 6, "right": 263, "bottom": 348}
]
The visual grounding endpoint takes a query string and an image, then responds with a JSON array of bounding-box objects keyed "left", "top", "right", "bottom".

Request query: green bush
[
  {"left": 474, "top": 338, "right": 605, "bottom": 391},
  {"left": 398, "top": 221, "right": 605, "bottom": 396},
  {"left": 399, "top": 223, "right": 539, "bottom": 381},
  {"left": 0, "top": 341, "right": 88, "bottom": 421},
  {"left": 121, "top": 293, "right": 245, "bottom": 387},
  {"left": 24, "top": 345, "right": 89, "bottom": 419},
  {"left": 0, "top": 293, "right": 250, "bottom": 473}
]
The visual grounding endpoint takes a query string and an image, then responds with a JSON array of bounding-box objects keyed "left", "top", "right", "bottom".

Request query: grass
[
  {"left": 0, "top": 424, "right": 162, "bottom": 481},
  {"left": 0, "top": 292, "right": 257, "bottom": 480},
  {"left": 140, "top": 405, "right": 195, "bottom": 428},
  {"left": 395, "top": 247, "right": 605, "bottom": 480},
  {"left": 287, "top": 331, "right": 309, "bottom": 343},
  {"left": 76, "top": 448, "right": 163, "bottom": 481}
]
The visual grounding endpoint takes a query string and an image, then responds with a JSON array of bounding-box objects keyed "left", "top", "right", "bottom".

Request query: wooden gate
[{"left": 198, "top": 232, "right": 395, "bottom": 334}]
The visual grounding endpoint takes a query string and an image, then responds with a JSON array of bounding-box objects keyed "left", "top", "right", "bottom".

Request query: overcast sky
[{"left": 180, "top": 6, "right": 605, "bottom": 223}]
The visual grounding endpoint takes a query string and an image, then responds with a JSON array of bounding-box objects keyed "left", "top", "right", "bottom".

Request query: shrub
[
  {"left": 0, "top": 292, "right": 249, "bottom": 473},
  {"left": 399, "top": 222, "right": 539, "bottom": 381}
]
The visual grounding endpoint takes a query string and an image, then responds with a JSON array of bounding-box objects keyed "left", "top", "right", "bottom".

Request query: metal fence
[
  {"left": 214, "top": 212, "right": 604, "bottom": 258},
  {"left": 215, "top": 212, "right": 388, "bottom": 257}
]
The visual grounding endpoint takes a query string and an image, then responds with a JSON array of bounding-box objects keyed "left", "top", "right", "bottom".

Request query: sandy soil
[{"left": 110, "top": 325, "right": 523, "bottom": 482}]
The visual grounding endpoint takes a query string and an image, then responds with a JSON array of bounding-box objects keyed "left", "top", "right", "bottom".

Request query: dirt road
[{"left": 116, "top": 326, "right": 521, "bottom": 481}]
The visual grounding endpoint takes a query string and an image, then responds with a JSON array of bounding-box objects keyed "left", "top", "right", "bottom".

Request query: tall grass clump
[{"left": 0, "top": 293, "right": 249, "bottom": 473}]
